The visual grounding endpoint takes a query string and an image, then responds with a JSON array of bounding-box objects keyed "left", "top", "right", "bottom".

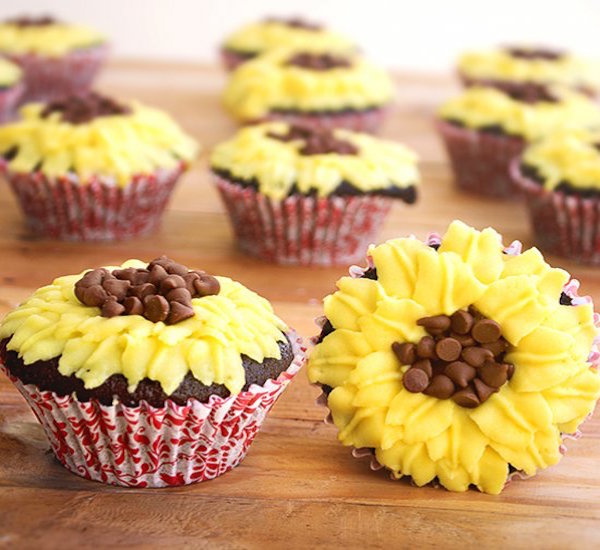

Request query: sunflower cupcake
[
  {"left": 0, "top": 58, "right": 23, "bottom": 122},
  {"left": 0, "top": 92, "right": 198, "bottom": 241},
  {"left": 223, "top": 47, "right": 394, "bottom": 133},
  {"left": 221, "top": 16, "right": 355, "bottom": 70},
  {"left": 308, "top": 220, "right": 600, "bottom": 494},
  {"left": 211, "top": 121, "right": 419, "bottom": 265},
  {"left": 0, "top": 256, "right": 305, "bottom": 487},
  {"left": 0, "top": 15, "right": 107, "bottom": 102},
  {"left": 458, "top": 46, "right": 600, "bottom": 98},
  {"left": 437, "top": 86, "right": 600, "bottom": 198}
]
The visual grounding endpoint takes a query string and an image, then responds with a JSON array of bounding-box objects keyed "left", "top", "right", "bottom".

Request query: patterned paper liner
[
  {"left": 1, "top": 162, "right": 185, "bottom": 241},
  {"left": 0, "top": 330, "right": 306, "bottom": 488},
  {"left": 436, "top": 118, "right": 525, "bottom": 199},
  {"left": 0, "top": 82, "right": 23, "bottom": 122},
  {"left": 214, "top": 175, "right": 393, "bottom": 266},
  {"left": 510, "top": 158, "right": 600, "bottom": 265},
  {"left": 311, "top": 233, "right": 600, "bottom": 492},
  {"left": 220, "top": 48, "right": 255, "bottom": 71},
  {"left": 6, "top": 44, "right": 108, "bottom": 103}
]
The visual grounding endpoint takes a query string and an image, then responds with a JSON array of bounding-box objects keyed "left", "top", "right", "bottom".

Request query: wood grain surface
[{"left": 0, "top": 60, "right": 599, "bottom": 550}]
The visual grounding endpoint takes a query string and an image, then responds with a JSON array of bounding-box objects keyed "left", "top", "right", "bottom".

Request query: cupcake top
[
  {"left": 438, "top": 86, "right": 600, "bottom": 141},
  {"left": 210, "top": 122, "right": 419, "bottom": 200},
  {"left": 0, "top": 16, "right": 105, "bottom": 56},
  {"left": 222, "top": 17, "right": 355, "bottom": 58},
  {"left": 458, "top": 46, "right": 600, "bottom": 91},
  {"left": 307, "top": 220, "right": 600, "bottom": 494},
  {"left": 223, "top": 48, "right": 394, "bottom": 120},
  {"left": 0, "top": 57, "right": 22, "bottom": 88},
  {"left": 0, "top": 93, "right": 198, "bottom": 186},
  {"left": 0, "top": 256, "right": 289, "bottom": 398}
]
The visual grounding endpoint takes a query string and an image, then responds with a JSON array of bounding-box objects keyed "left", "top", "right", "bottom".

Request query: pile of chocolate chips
[
  {"left": 41, "top": 92, "right": 131, "bottom": 124},
  {"left": 267, "top": 125, "right": 359, "bottom": 156},
  {"left": 5, "top": 15, "right": 56, "bottom": 26},
  {"left": 287, "top": 52, "right": 352, "bottom": 71},
  {"left": 506, "top": 84, "right": 558, "bottom": 104},
  {"left": 505, "top": 46, "right": 564, "bottom": 61},
  {"left": 74, "top": 256, "right": 220, "bottom": 325},
  {"left": 265, "top": 16, "right": 322, "bottom": 30},
  {"left": 392, "top": 308, "right": 514, "bottom": 408}
]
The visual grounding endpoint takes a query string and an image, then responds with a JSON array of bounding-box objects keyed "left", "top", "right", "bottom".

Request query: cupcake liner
[
  {"left": 0, "top": 82, "right": 23, "bottom": 122},
  {"left": 214, "top": 175, "right": 393, "bottom": 266},
  {"left": 1, "top": 163, "right": 185, "bottom": 241},
  {"left": 436, "top": 118, "right": 525, "bottom": 198},
  {"left": 7, "top": 44, "right": 108, "bottom": 103},
  {"left": 0, "top": 331, "right": 306, "bottom": 488},
  {"left": 220, "top": 48, "right": 255, "bottom": 71},
  {"left": 510, "top": 157, "right": 600, "bottom": 264}
]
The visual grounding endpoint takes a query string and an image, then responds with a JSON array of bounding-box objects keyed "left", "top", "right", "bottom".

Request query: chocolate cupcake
[
  {"left": 0, "top": 15, "right": 107, "bottom": 102},
  {"left": 458, "top": 46, "right": 600, "bottom": 98},
  {"left": 0, "top": 92, "right": 198, "bottom": 240},
  {"left": 436, "top": 86, "right": 600, "bottom": 198},
  {"left": 0, "top": 256, "right": 305, "bottom": 487},
  {"left": 0, "top": 58, "right": 23, "bottom": 122},
  {"left": 223, "top": 48, "right": 394, "bottom": 133},
  {"left": 221, "top": 16, "right": 356, "bottom": 70},
  {"left": 307, "top": 220, "right": 600, "bottom": 494},
  {"left": 211, "top": 122, "right": 419, "bottom": 265}
]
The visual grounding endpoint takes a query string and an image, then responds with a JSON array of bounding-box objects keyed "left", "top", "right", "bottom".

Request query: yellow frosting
[
  {"left": 223, "top": 20, "right": 355, "bottom": 55},
  {"left": 0, "top": 21, "right": 104, "bottom": 56},
  {"left": 210, "top": 122, "right": 419, "bottom": 200},
  {"left": 438, "top": 86, "right": 600, "bottom": 141},
  {"left": 458, "top": 48, "right": 600, "bottom": 89},
  {"left": 0, "top": 101, "right": 198, "bottom": 186},
  {"left": 0, "top": 58, "right": 22, "bottom": 87},
  {"left": 0, "top": 260, "right": 289, "bottom": 396},
  {"left": 307, "top": 220, "right": 600, "bottom": 494},
  {"left": 522, "top": 127, "right": 600, "bottom": 191},
  {"left": 223, "top": 48, "right": 394, "bottom": 120}
]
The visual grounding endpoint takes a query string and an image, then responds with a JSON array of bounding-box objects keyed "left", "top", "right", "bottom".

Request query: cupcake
[
  {"left": 0, "top": 256, "right": 305, "bottom": 487},
  {"left": 211, "top": 122, "right": 419, "bottom": 265},
  {"left": 221, "top": 16, "right": 356, "bottom": 71},
  {"left": 0, "top": 15, "right": 107, "bottom": 102},
  {"left": 510, "top": 128, "right": 600, "bottom": 264},
  {"left": 223, "top": 47, "right": 394, "bottom": 133},
  {"left": 0, "top": 58, "right": 23, "bottom": 122},
  {"left": 307, "top": 220, "right": 600, "bottom": 494},
  {"left": 437, "top": 86, "right": 600, "bottom": 198},
  {"left": 0, "top": 92, "right": 198, "bottom": 241},
  {"left": 458, "top": 46, "right": 600, "bottom": 98}
]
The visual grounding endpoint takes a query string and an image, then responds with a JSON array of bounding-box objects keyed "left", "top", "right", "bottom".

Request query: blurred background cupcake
[
  {"left": 0, "top": 92, "right": 198, "bottom": 240},
  {"left": 436, "top": 85, "right": 600, "bottom": 198},
  {"left": 221, "top": 16, "right": 356, "bottom": 71},
  {"left": 223, "top": 47, "right": 394, "bottom": 133},
  {"left": 0, "top": 58, "right": 23, "bottom": 122},
  {"left": 211, "top": 121, "right": 419, "bottom": 265},
  {"left": 0, "top": 15, "right": 107, "bottom": 102}
]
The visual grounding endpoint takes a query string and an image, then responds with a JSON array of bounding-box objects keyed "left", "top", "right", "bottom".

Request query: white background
[{"left": 1, "top": 0, "right": 600, "bottom": 72}]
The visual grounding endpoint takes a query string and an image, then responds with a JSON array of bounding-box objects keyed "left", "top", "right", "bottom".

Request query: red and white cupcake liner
[
  {"left": 7, "top": 44, "right": 108, "bottom": 103},
  {"left": 0, "top": 331, "right": 306, "bottom": 488},
  {"left": 510, "top": 158, "right": 600, "bottom": 264},
  {"left": 436, "top": 118, "right": 525, "bottom": 199},
  {"left": 0, "top": 82, "right": 23, "bottom": 122},
  {"left": 215, "top": 175, "right": 393, "bottom": 266},
  {"left": 220, "top": 48, "right": 255, "bottom": 71},
  {"left": 1, "top": 163, "right": 185, "bottom": 241}
]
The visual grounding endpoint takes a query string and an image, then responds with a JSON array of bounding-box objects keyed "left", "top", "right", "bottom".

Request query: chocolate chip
[
  {"left": 451, "top": 332, "right": 476, "bottom": 347},
  {"left": 435, "top": 337, "right": 462, "bottom": 362},
  {"left": 412, "top": 358, "right": 432, "bottom": 378},
  {"left": 453, "top": 387, "right": 480, "bottom": 408},
  {"left": 193, "top": 275, "right": 220, "bottom": 297},
  {"left": 461, "top": 346, "right": 494, "bottom": 368},
  {"left": 391, "top": 342, "right": 416, "bottom": 365},
  {"left": 102, "top": 278, "right": 131, "bottom": 301},
  {"left": 479, "top": 361, "right": 508, "bottom": 388},
  {"left": 450, "top": 310, "right": 474, "bottom": 335},
  {"left": 417, "top": 315, "right": 451, "bottom": 335},
  {"left": 183, "top": 272, "right": 200, "bottom": 294},
  {"left": 403, "top": 368, "right": 429, "bottom": 393},
  {"left": 113, "top": 268, "right": 138, "bottom": 282},
  {"left": 82, "top": 285, "right": 108, "bottom": 307},
  {"left": 424, "top": 375, "right": 455, "bottom": 399},
  {"left": 416, "top": 335, "right": 436, "bottom": 359},
  {"left": 482, "top": 340, "right": 507, "bottom": 358},
  {"left": 160, "top": 274, "right": 186, "bottom": 294},
  {"left": 131, "top": 271, "right": 150, "bottom": 285},
  {"left": 131, "top": 283, "right": 156, "bottom": 300},
  {"left": 472, "top": 319, "right": 502, "bottom": 344},
  {"left": 144, "top": 295, "right": 170, "bottom": 323},
  {"left": 101, "top": 299, "right": 125, "bottom": 318},
  {"left": 165, "top": 262, "right": 189, "bottom": 277},
  {"left": 166, "top": 302, "right": 195, "bottom": 325},
  {"left": 444, "top": 361, "right": 476, "bottom": 388},
  {"left": 473, "top": 378, "right": 496, "bottom": 403},
  {"left": 148, "top": 264, "right": 169, "bottom": 285},
  {"left": 506, "top": 363, "right": 515, "bottom": 380},
  {"left": 166, "top": 287, "right": 193, "bottom": 305},
  {"left": 123, "top": 296, "right": 144, "bottom": 316},
  {"left": 78, "top": 269, "right": 106, "bottom": 287}
]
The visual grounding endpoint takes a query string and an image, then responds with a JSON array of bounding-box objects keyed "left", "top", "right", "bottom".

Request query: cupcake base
[
  {"left": 436, "top": 118, "right": 525, "bottom": 198},
  {"left": 0, "top": 331, "right": 305, "bottom": 488},
  {"left": 215, "top": 175, "right": 393, "bottom": 266},
  {"left": 0, "top": 82, "right": 23, "bottom": 122}
]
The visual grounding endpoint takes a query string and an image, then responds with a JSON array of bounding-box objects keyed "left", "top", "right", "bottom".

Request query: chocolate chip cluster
[
  {"left": 286, "top": 52, "right": 352, "bottom": 71},
  {"left": 392, "top": 308, "right": 514, "bottom": 408},
  {"left": 41, "top": 93, "right": 132, "bottom": 124},
  {"left": 505, "top": 46, "right": 564, "bottom": 61},
  {"left": 267, "top": 125, "right": 359, "bottom": 156},
  {"left": 5, "top": 15, "right": 56, "bottom": 26},
  {"left": 74, "top": 256, "right": 220, "bottom": 325},
  {"left": 265, "top": 16, "right": 322, "bottom": 30}
]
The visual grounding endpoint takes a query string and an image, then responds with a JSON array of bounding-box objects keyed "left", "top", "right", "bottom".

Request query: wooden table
[{"left": 1, "top": 60, "right": 599, "bottom": 549}]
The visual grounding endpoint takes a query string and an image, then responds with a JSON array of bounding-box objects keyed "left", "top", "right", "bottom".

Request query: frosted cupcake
[
  {"left": 458, "top": 46, "right": 600, "bottom": 97},
  {"left": 223, "top": 48, "right": 394, "bottom": 133},
  {"left": 211, "top": 122, "right": 419, "bottom": 265},
  {"left": 0, "top": 256, "right": 305, "bottom": 487},
  {"left": 221, "top": 16, "right": 355, "bottom": 70},
  {"left": 0, "top": 15, "right": 107, "bottom": 102},
  {"left": 0, "top": 58, "right": 23, "bottom": 122},
  {"left": 437, "top": 86, "right": 600, "bottom": 198},
  {"left": 308, "top": 220, "right": 600, "bottom": 494},
  {"left": 0, "top": 92, "right": 198, "bottom": 240}
]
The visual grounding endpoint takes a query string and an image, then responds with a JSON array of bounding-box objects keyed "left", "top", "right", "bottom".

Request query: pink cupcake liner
[
  {"left": 510, "top": 157, "right": 600, "bottom": 264},
  {"left": 0, "top": 82, "right": 23, "bottom": 122},
  {"left": 214, "top": 175, "right": 393, "bottom": 266},
  {"left": 220, "top": 48, "right": 255, "bottom": 71},
  {"left": 0, "top": 331, "right": 306, "bottom": 488},
  {"left": 1, "top": 163, "right": 185, "bottom": 241},
  {"left": 7, "top": 44, "right": 108, "bottom": 103},
  {"left": 436, "top": 118, "right": 525, "bottom": 198}
]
